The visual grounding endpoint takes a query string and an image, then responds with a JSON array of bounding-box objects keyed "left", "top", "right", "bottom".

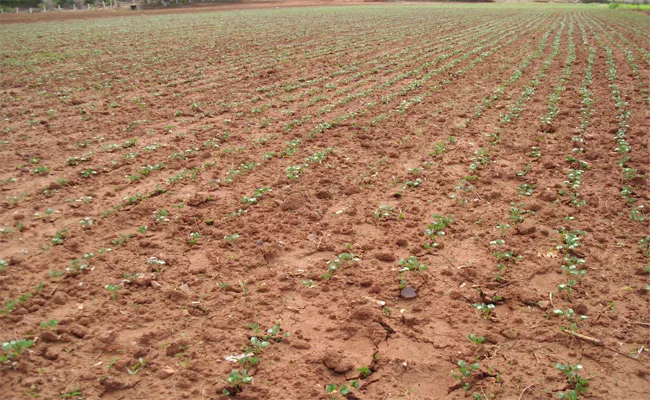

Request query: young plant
[
  {"left": 105, "top": 284, "right": 120, "bottom": 300},
  {"left": 374, "top": 205, "right": 393, "bottom": 220},
  {"left": 223, "top": 369, "right": 253, "bottom": 396},
  {"left": 556, "top": 363, "right": 589, "bottom": 399},
  {"left": 322, "top": 253, "right": 361, "bottom": 280},
  {"left": 424, "top": 214, "right": 453, "bottom": 248},
  {"left": 51, "top": 229, "right": 68, "bottom": 245},
  {"left": 1, "top": 339, "right": 34, "bottom": 363},
  {"left": 452, "top": 360, "right": 480, "bottom": 392},
  {"left": 187, "top": 232, "right": 201, "bottom": 247},
  {"left": 467, "top": 334, "right": 485, "bottom": 345},
  {"left": 472, "top": 303, "right": 495, "bottom": 319},
  {"left": 127, "top": 358, "right": 147, "bottom": 375}
]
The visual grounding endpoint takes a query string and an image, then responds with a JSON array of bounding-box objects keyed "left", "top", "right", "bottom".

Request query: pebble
[{"left": 400, "top": 286, "right": 417, "bottom": 299}]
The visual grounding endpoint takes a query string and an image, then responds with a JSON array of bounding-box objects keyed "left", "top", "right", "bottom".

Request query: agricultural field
[{"left": 0, "top": 3, "right": 649, "bottom": 399}]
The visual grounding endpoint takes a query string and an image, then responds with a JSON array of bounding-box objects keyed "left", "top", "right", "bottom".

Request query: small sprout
[
  {"left": 556, "top": 363, "right": 589, "bottom": 398},
  {"left": 1, "top": 339, "right": 34, "bottom": 363},
  {"left": 79, "top": 217, "right": 94, "bottom": 230},
  {"left": 51, "top": 229, "right": 68, "bottom": 245},
  {"left": 452, "top": 360, "right": 480, "bottom": 392},
  {"left": 147, "top": 256, "right": 166, "bottom": 266},
  {"left": 40, "top": 319, "right": 59, "bottom": 329},
  {"left": 224, "top": 233, "right": 240, "bottom": 242},
  {"left": 517, "top": 183, "right": 536, "bottom": 196},
  {"left": 472, "top": 303, "right": 495, "bottom": 319},
  {"left": 127, "top": 358, "right": 147, "bottom": 375},
  {"left": 105, "top": 284, "right": 120, "bottom": 300},
  {"left": 357, "top": 366, "right": 372, "bottom": 379},
  {"left": 187, "top": 232, "right": 201, "bottom": 247},
  {"left": 374, "top": 205, "right": 393, "bottom": 220},
  {"left": 467, "top": 334, "right": 485, "bottom": 345}
]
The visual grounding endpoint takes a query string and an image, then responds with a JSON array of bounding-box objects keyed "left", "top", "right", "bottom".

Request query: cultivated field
[{"left": 0, "top": 4, "right": 649, "bottom": 399}]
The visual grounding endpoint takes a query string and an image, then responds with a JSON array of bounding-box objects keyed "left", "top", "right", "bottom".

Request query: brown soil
[{"left": 0, "top": 3, "right": 649, "bottom": 400}]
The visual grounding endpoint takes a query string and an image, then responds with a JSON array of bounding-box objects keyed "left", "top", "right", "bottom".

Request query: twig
[
  {"left": 38, "top": 368, "right": 52, "bottom": 391},
  {"left": 636, "top": 345, "right": 644, "bottom": 359},
  {"left": 564, "top": 330, "right": 602, "bottom": 346},
  {"left": 518, "top": 384, "right": 535, "bottom": 400},
  {"left": 88, "top": 350, "right": 103, "bottom": 366},
  {"left": 563, "top": 330, "right": 640, "bottom": 361},
  {"left": 549, "top": 291, "right": 554, "bottom": 308},
  {"left": 632, "top": 322, "right": 650, "bottom": 327}
]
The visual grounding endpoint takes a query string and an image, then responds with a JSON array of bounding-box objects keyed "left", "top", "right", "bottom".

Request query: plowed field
[{"left": 1, "top": 4, "right": 649, "bottom": 399}]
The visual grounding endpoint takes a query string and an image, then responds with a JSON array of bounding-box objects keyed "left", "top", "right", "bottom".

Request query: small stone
[
  {"left": 500, "top": 329, "right": 518, "bottom": 340},
  {"left": 540, "top": 190, "right": 556, "bottom": 202},
  {"left": 516, "top": 221, "right": 536, "bottom": 235},
  {"left": 315, "top": 191, "right": 332, "bottom": 200},
  {"left": 402, "top": 314, "right": 420, "bottom": 327},
  {"left": 280, "top": 193, "right": 304, "bottom": 211},
  {"left": 51, "top": 292, "right": 67, "bottom": 305},
  {"left": 43, "top": 347, "right": 59, "bottom": 360},
  {"left": 158, "top": 366, "right": 175, "bottom": 380},
  {"left": 40, "top": 331, "right": 59, "bottom": 343},
  {"left": 574, "top": 303, "right": 589, "bottom": 316},
  {"left": 374, "top": 252, "right": 395, "bottom": 262},
  {"left": 70, "top": 324, "right": 89, "bottom": 339},
  {"left": 400, "top": 286, "right": 417, "bottom": 299},
  {"left": 98, "top": 331, "right": 117, "bottom": 344},
  {"left": 537, "top": 300, "right": 550, "bottom": 309}
]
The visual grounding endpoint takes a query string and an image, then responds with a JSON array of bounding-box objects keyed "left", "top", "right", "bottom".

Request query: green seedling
[
  {"left": 1, "top": 339, "right": 34, "bottom": 363},
  {"left": 127, "top": 358, "right": 147, "bottom": 375},
  {"left": 40, "top": 319, "right": 59, "bottom": 329},
  {"left": 322, "top": 253, "right": 360, "bottom": 280},
  {"left": 357, "top": 366, "right": 372, "bottom": 379},
  {"left": 472, "top": 303, "right": 495, "bottom": 319},
  {"left": 399, "top": 256, "right": 428, "bottom": 273},
  {"left": 223, "top": 369, "right": 252, "bottom": 396},
  {"left": 187, "top": 232, "right": 201, "bottom": 247},
  {"left": 452, "top": 360, "right": 480, "bottom": 392},
  {"left": 424, "top": 214, "right": 453, "bottom": 248},
  {"left": 153, "top": 209, "right": 170, "bottom": 223},
  {"left": 517, "top": 183, "right": 536, "bottom": 196},
  {"left": 556, "top": 363, "right": 589, "bottom": 399},
  {"left": 224, "top": 233, "right": 240, "bottom": 243},
  {"left": 59, "top": 388, "right": 83, "bottom": 398},
  {"left": 105, "top": 284, "right": 120, "bottom": 300},
  {"left": 374, "top": 205, "right": 393, "bottom": 220},
  {"left": 51, "top": 229, "right": 68, "bottom": 245},
  {"left": 468, "top": 334, "right": 485, "bottom": 345}
]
